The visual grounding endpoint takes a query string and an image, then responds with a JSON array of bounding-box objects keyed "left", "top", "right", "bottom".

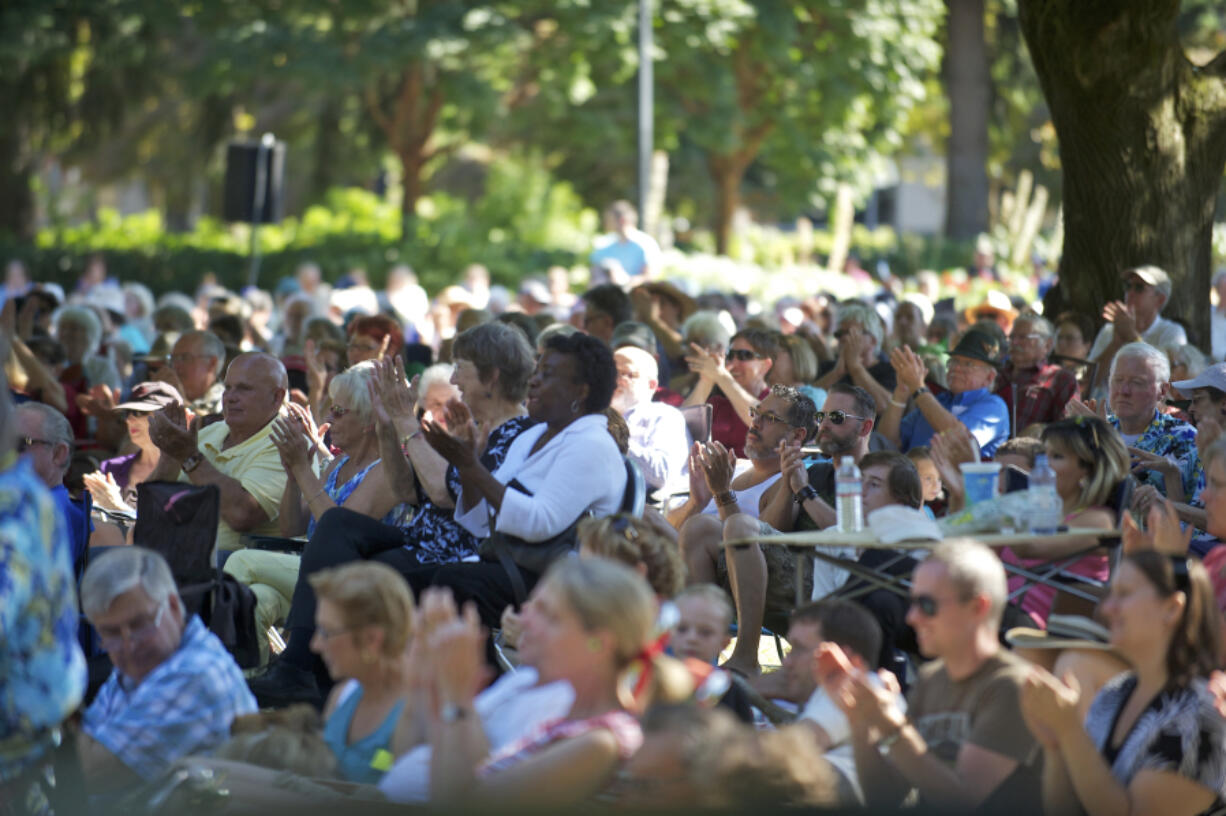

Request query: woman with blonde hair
[
  {"left": 310, "top": 561, "right": 421, "bottom": 784},
  {"left": 1001, "top": 416, "right": 1130, "bottom": 625},
  {"left": 425, "top": 557, "right": 686, "bottom": 805},
  {"left": 768, "top": 331, "right": 826, "bottom": 411}
]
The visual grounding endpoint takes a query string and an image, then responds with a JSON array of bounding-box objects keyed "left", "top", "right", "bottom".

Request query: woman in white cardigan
[{"left": 419, "top": 332, "right": 626, "bottom": 625}]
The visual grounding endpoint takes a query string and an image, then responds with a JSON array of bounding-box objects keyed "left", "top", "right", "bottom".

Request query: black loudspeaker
[{"left": 223, "top": 140, "right": 286, "bottom": 224}]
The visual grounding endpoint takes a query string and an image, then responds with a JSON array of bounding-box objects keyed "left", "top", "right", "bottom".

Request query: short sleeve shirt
[
  {"left": 1108, "top": 410, "right": 1199, "bottom": 497},
  {"left": 189, "top": 418, "right": 287, "bottom": 551},
  {"left": 898, "top": 387, "right": 1010, "bottom": 458}
]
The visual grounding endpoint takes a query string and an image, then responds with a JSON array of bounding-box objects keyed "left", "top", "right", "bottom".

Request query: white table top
[{"left": 726, "top": 527, "right": 1121, "bottom": 551}]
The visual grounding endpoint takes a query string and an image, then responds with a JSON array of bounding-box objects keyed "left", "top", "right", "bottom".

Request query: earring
[{"left": 571, "top": 399, "right": 582, "bottom": 414}]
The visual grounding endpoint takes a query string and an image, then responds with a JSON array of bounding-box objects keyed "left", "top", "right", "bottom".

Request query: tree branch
[{"left": 364, "top": 83, "right": 394, "bottom": 141}]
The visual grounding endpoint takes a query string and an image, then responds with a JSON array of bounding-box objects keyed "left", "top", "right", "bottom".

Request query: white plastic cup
[{"left": 960, "top": 462, "right": 1002, "bottom": 507}]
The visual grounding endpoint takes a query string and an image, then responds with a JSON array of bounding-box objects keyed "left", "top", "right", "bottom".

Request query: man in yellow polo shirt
[{"left": 146, "top": 352, "right": 288, "bottom": 552}]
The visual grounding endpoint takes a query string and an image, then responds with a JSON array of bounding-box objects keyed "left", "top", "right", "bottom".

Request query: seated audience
[
  {"left": 815, "top": 301, "right": 896, "bottom": 418},
  {"left": 79, "top": 547, "right": 256, "bottom": 793},
  {"left": 820, "top": 540, "right": 1042, "bottom": 811},
  {"left": 881, "top": 325, "right": 1010, "bottom": 457},
  {"left": 14, "top": 401, "right": 95, "bottom": 560},
  {"left": 1088, "top": 265, "right": 1186, "bottom": 396},
  {"left": 145, "top": 352, "right": 289, "bottom": 552},
  {"left": 311, "top": 562, "right": 420, "bottom": 784},
  {"left": 611, "top": 346, "right": 690, "bottom": 492},
  {"left": 346, "top": 314, "right": 403, "bottom": 365},
  {"left": 997, "top": 314, "right": 1079, "bottom": 431},
  {"left": 683, "top": 327, "right": 776, "bottom": 457},
  {"left": 152, "top": 329, "right": 226, "bottom": 416},
  {"left": 83, "top": 381, "right": 179, "bottom": 515},
  {"left": 768, "top": 331, "right": 826, "bottom": 410},
  {"left": 999, "top": 416, "right": 1129, "bottom": 625},
  {"left": 1021, "top": 551, "right": 1226, "bottom": 816}
]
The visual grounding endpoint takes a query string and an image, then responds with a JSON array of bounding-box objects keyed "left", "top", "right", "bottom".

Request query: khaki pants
[{"left": 223, "top": 550, "right": 301, "bottom": 666}]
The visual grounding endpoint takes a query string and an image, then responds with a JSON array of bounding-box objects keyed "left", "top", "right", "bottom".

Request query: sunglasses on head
[
  {"left": 725, "top": 348, "right": 765, "bottom": 363},
  {"left": 909, "top": 594, "right": 940, "bottom": 617},
  {"left": 815, "top": 410, "right": 866, "bottom": 426}
]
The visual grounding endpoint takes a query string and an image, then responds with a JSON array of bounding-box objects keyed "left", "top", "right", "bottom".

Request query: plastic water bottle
[
  {"left": 836, "top": 456, "right": 863, "bottom": 533},
  {"left": 1028, "top": 454, "right": 1062, "bottom": 535}
]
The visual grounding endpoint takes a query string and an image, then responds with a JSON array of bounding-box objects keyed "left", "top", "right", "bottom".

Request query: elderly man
[
  {"left": 611, "top": 346, "right": 690, "bottom": 492},
  {"left": 995, "top": 314, "right": 1079, "bottom": 433},
  {"left": 146, "top": 352, "right": 289, "bottom": 552},
  {"left": 815, "top": 302, "right": 896, "bottom": 417},
  {"left": 677, "top": 386, "right": 818, "bottom": 675},
  {"left": 1087, "top": 265, "right": 1187, "bottom": 396},
  {"left": 0, "top": 381, "right": 87, "bottom": 803},
  {"left": 79, "top": 547, "right": 255, "bottom": 792},
  {"left": 821, "top": 540, "right": 1041, "bottom": 812},
  {"left": 153, "top": 329, "right": 227, "bottom": 416},
  {"left": 1072, "top": 341, "right": 1198, "bottom": 499},
  {"left": 880, "top": 326, "right": 1010, "bottom": 457},
  {"left": 13, "top": 401, "right": 94, "bottom": 561}
]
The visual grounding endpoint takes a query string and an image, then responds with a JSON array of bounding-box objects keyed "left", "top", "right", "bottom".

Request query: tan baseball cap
[{"left": 1123, "top": 265, "right": 1171, "bottom": 298}]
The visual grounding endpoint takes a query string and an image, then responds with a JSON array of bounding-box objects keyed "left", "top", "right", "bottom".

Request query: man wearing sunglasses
[
  {"left": 879, "top": 326, "right": 1010, "bottom": 458},
  {"left": 1086, "top": 265, "right": 1186, "bottom": 397},
  {"left": 820, "top": 541, "right": 1041, "bottom": 812},
  {"left": 78, "top": 547, "right": 255, "bottom": 793}
]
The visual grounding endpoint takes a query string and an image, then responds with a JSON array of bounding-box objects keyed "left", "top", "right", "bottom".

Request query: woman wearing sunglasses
[
  {"left": 1021, "top": 551, "right": 1226, "bottom": 816},
  {"left": 684, "top": 328, "right": 776, "bottom": 457}
]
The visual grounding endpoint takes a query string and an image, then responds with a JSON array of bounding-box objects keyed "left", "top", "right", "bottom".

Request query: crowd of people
[{"left": 7, "top": 232, "right": 1226, "bottom": 813}]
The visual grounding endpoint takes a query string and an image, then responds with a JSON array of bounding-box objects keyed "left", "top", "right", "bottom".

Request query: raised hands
[
  {"left": 694, "top": 440, "right": 737, "bottom": 496},
  {"left": 148, "top": 402, "right": 198, "bottom": 462},
  {"left": 685, "top": 342, "right": 725, "bottom": 383},
  {"left": 1103, "top": 301, "right": 1139, "bottom": 343},
  {"left": 816, "top": 642, "right": 907, "bottom": 740},
  {"left": 686, "top": 441, "right": 714, "bottom": 509},
  {"left": 421, "top": 414, "right": 478, "bottom": 470},
  {"left": 417, "top": 588, "right": 489, "bottom": 708},
  {"left": 1122, "top": 496, "right": 1192, "bottom": 555},
  {"left": 83, "top": 470, "right": 132, "bottom": 513},
  {"left": 1020, "top": 668, "right": 1082, "bottom": 751},
  {"left": 371, "top": 354, "right": 419, "bottom": 433},
  {"left": 779, "top": 439, "right": 808, "bottom": 494},
  {"left": 270, "top": 413, "right": 315, "bottom": 474},
  {"left": 888, "top": 345, "right": 928, "bottom": 395}
]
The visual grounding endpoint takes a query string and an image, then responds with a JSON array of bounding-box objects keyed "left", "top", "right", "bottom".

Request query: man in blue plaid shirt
[{"left": 78, "top": 547, "right": 255, "bottom": 793}]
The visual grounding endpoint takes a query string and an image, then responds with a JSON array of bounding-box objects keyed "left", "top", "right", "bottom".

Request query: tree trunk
[
  {"left": 0, "top": 109, "right": 34, "bottom": 239},
  {"left": 1018, "top": 0, "right": 1226, "bottom": 349},
  {"left": 399, "top": 150, "right": 424, "bottom": 240},
  {"left": 944, "top": 0, "right": 991, "bottom": 240},
  {"left": 707, "top": 154, "right": 745, "bottom": 256},
  {"left": 309, "top": 97, "right": 342, "bottom": 205}
]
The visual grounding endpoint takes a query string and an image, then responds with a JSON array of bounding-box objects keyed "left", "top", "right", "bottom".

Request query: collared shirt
[
  {"left": 83, "top": 616, "right": 256, "bottom": 780},
  {"left": 996, "top": 362, "right": 1079, "bottom": 433},
  {"left": 1108, "top": 410, "right": 1198, "bottom": 497},
  {"left": 898, "top": 387, "right": 1010, "bottom": 458},
  {"left": 184, "top": 418, "right": 286, "bottom": 551},
  {"left": 623, "top": 400, "right": 691, "bottom": 490},
  {"left": 0, "top": 457, "right": 86, "bottom": 783}
]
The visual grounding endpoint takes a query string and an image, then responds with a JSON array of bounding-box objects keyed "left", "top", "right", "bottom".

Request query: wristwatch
[
  {"left": 181, "top": 451, "right": 205, "bottom": 473},
  {"left": 911, "top": 386, "right": 930, "bottom": 401},
  {"left": 793, "top": 485, "right": 819, "bottom": 505}
]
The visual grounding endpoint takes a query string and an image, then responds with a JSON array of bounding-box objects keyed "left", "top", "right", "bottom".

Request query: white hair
[
  {"left": 80, "top": 546, "right": 180, "bottom": 619},
  {"left": 54, "top": 305, "right": 103, "bottom": 355},
  {"left": 416, "top": 363, "right": 457, "bottom": 414},
  {"left": 180, "top": 330, "right": 227, "bottom": 378},
  {"left": 15, "top": 401, "right": 73, "bottom": 460},
  {"left": 1111, "top": 341, "right": 1171, "bottom": 385},
  {"left": 1013, "top": 313, "right": 1054, "bottom": 340},
  {"left": 328, "top": 360, "right": 378, "bottom": 424},
  {"left": 681, "top": 310, "right": 731, "bottom": 352},
  {"left": 835, "top": 301, "right": 884, "bottom": 349},
  {"left": 1167, "top": 344, "right": 1209, "bottom": 380}
]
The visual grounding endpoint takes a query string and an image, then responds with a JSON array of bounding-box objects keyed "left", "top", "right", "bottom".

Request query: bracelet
[
  {"left": 715, "top": 492, "right": 739, "bottom": 507},
  {"left": 793, "top": 485, "right": 819, "bottom": 505},
  {"left": 888, "top": 397, "right": 907, "bottom": 409},
  {"left": 876, "top": 719, "right": 908, "bottom": 752}
]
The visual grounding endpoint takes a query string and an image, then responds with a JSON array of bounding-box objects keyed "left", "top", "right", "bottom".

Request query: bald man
[
  {"left": 147, "top": 352, "right": 290, "bottom": 551},
  {"left": 612, "top": 346, "right": 691, "bottom": 491}
]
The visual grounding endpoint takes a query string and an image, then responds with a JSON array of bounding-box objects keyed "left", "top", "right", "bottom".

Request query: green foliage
[{"left": 14, "top": 154, "right": 595, "bottom": 295}]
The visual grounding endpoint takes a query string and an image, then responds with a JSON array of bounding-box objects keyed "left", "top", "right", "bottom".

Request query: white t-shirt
[
  {"left": 698, "top": 461, "right": 781, "bottom": 519},
  {"left": 799, "top": 672, "right": 907, "bottom": 805},
  {"left": 1088, "top": 315, "right": 1187, "bottom": 362},
  {"left": 377, "top": 668, "right": 574, "bottom": 802}
]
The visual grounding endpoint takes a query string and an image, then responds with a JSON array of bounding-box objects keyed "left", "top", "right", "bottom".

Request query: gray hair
[
  {"left": 416, "top": 363, "right": 456, "bottom": 415},
  {"left": 152, "top": 303, "right": 196, "bottom": 334},
  {"left": 1013, "top": 313, "right": 1054, "bottom": 340},
  {"left": 180, "top": 330, "right": 227, "bottom": 378},
  {"left": 1167, "top": 343, "right": 1209, "bottom": 380},
  {"left": 452, "top": 321, "right": 536, "bottom": 403},
  {"left": 122, "top": 283, "right": 155, "bottom": 319},
  {"left": 681, "top": 310, "right": 732, "bottom": 352},
  {"left": 81, "top": 546, "right": 180, "bottom": 619},
  {"left": 54, "top": 306, "right": 103, "bottom": 354},
  {"left": 835, "top": 301, "right": 884, "bottom": 349},
  {"left": 536, "top": 322, "right": 580, "bottom": 356},
  {"left": 1111, "top": 341, "right": 1171, "bottom": 385},
  {"left": 15, "top": 402, "right": 73, "bottom": 460},
  {"left": 327, "top": 361, "right": 377, "bottom": 425},
  {"left": 923, "top": 540, "right": 1007, "bottom": 626}
]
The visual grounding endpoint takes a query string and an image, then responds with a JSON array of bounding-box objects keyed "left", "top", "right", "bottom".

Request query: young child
[
  {"left": 904, "top": 446, "right": 942, "bottom": 518},
  {"left": 672, "top": 584, "right": 733, "bottom": 665}
]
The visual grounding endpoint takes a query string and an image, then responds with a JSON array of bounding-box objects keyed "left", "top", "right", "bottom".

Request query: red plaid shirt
[{"left": 995, "top": 362, "right": 1079, "bottom": 433}]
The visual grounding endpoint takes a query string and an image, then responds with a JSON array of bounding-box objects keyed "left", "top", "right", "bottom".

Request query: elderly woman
[
  {"left": 1021, "top": 551, "right": 1226, "bottom": 816},
  {"left": 683, "top": 327, "right": 776, "bottom": 458},
  {"left": 311, "top": 562, "right": 421, "bottom": 783},
  {"left": 424, "top": 557, "right": 675, "bottom": 805},
  {"left": 416, "top": 331, "right": 626, "bottom": 626},
  {"left": 248, "top": 321, "right": 537, "bottom": 706},
  {"left": 54, "top": 304, "right": 122, "bottom": 439}
]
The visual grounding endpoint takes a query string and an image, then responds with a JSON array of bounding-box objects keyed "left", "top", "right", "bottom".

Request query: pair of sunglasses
[
  {"left": 725, "top": 349, "right": 764, "bottom": 362},
  {"left": 909, "top": 594, "right": 940, "bottom": 617},
  {"left": 814, "top": 410, "right": 867, "bottom": 426}
]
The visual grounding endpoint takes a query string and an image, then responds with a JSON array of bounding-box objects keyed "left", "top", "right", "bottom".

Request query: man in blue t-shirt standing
[{"left": 878, "top": 326, "right": 1010, "bottom": 458}]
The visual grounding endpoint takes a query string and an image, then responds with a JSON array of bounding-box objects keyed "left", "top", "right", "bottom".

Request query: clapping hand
[
  {"left": 1103, "top": 301, "right": 1139, "bottom": 343},
  {"left": 270, "top": 414, "right": 314, "bottom": 473},
  {"left": 76, "top": 383, "right": 117, "bottom": 417},
  {"left": 421, "top": 416, "right": 478, "bottom": 469},
  {"left": 779, "top": 440, "right": 807, "bottom": 494},
  {"left": 499, "top": 605, "right": 524, "bottom": 650},
  {"left": 685, "top": 342, "right": 725, "bottom": 383},
  {"left": 420, "top": 588, "right": 489, "bottom": 708},
  {"left": 1064, "top": 395, "right": 1107, "bottom": 420},
  {"left": 817, "top": 642, "right": 907, "bottom": 739},
  {"left": 304, "top": 339, "right": 328, "bottom": 400},
  {"left": 695, "top": 440, "right": 737, "bottom": 496},
  {"left": 371, "top": 355, "right": 419, "bottom": 433},
  {"left": 284, "top": 400, "right": 330, "bottom": 459},
  {"left": 889, "top": 345, "right": 927, "bottom": 395},
  {"left": 83, "top": 470, "right": 131, "bottom": 513},
  {"left": 838, "top": 324, "right": 866, "bottom": 369},
  {"left": 442, "top": 397, "right": 485, "bottom": 457},
  {"left": 1122, "top": 497, "right": 1192, "bottom": 555},
  {"left": 148, "top": 402, "right": 198, "bottom": 462},
  {"left": 1020, "top": 668, "right": 1082, "bottom": 750},
  {"left": 686, "top": 441, "right": 714, "bottom": 509}
]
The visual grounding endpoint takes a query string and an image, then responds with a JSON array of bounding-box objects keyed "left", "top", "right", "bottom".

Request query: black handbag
[{"left": 477, "top": 479, "right": 587, "bottom": 604}]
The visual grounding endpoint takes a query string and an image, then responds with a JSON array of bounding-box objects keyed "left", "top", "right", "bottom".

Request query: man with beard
[
  {"left": 611, "top": 346, "right": 690, "bottom": 492},
  {"left": 675, "top": 385, "right": 819, "bottom": 675}
]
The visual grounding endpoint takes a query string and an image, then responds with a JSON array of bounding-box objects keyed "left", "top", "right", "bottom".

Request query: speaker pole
[{"left": 246, "top": 133, "right": 275, "bottom": 289}]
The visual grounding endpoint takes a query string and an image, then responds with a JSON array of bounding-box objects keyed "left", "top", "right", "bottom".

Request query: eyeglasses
[
  {"left": 725, "top": 349, "right": 765, "bottom": 363},
  {"left": 1008, "top": 333, "right": 1043, "bottom": 345},
  {"left": 909, "top": 594, "right": 940, "bottom": 617},
  {"left": 749, "top": 406, "right": 794, "bottom": 426},
  {"left": 328, "top": 404, "right": 352, "bottom": 418},
  {"left": 814, "top": 410, "right": 866, "bottom": 426},
  {"left": 1124, "top": 280, "right": 1150, "bottom": 294},
  {"left": 947, "top": 357, "right": 991, "bottom": 371},
  {"left": 96, "top": 600, "right": 167, "bottom": 650},
  {"left": 16, "top": 436, "right": 55, "bottom": 453}
]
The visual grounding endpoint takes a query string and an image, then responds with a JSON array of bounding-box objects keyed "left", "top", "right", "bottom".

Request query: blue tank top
[
  {"left": 321, "top": 680, "right": 406, "bottom": 783},
  {"left": 307, "top": 456, "right": 412, "bottom": 535}
]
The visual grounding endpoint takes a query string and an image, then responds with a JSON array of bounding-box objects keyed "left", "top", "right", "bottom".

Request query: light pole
[{"left": 637, "top": 0, "right": 653, "bottom": 233}]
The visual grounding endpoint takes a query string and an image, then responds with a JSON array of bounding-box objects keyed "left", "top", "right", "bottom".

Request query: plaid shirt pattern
[
  {"left": 996, "top": 363, "right": 1079, "bottom": 433},
  {"left": 1110, "top": 410, "right": 1199, "bottom": 498},
  {"left": 83, "top": 616, "right": 256, "bottom": 779}
]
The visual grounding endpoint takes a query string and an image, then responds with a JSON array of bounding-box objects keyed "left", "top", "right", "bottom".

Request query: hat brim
[
  {"left": 112, "top": 401, "right": 167, "bottom": 412},
  {"left": 1004, "top": 626, "right": 1115, "bottom": 652},
  {"left": 640, "top": 282, "right": 697, "bottom": 319}
]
